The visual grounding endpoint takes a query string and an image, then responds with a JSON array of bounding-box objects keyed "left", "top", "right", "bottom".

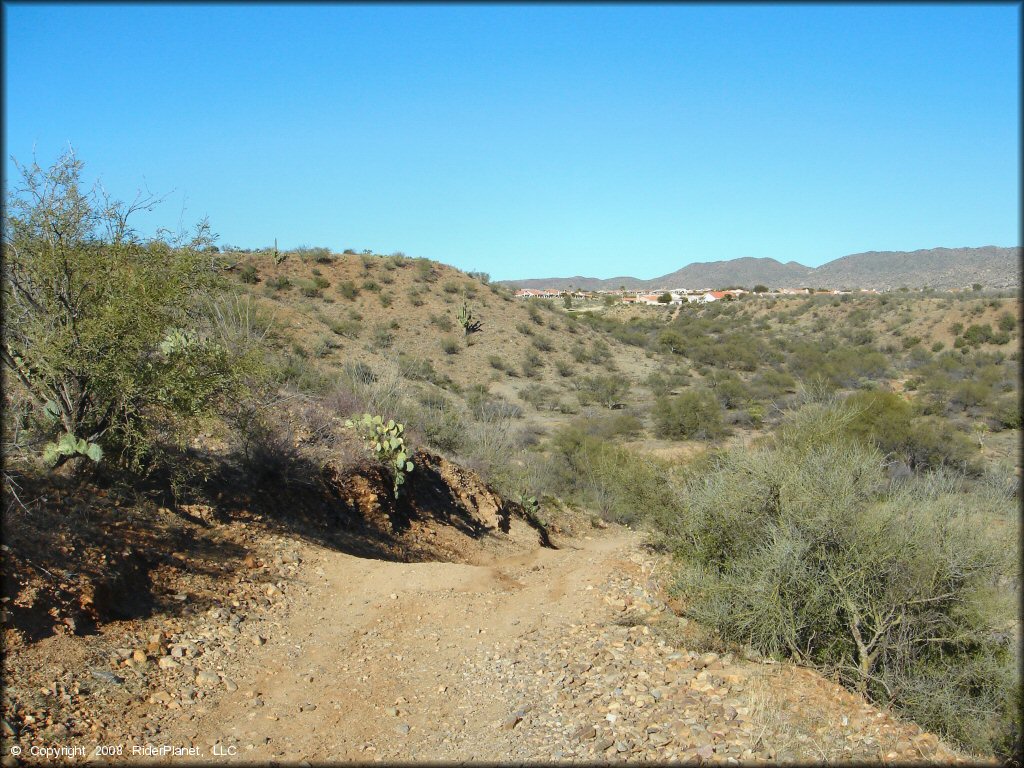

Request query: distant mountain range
[{"left": 499, "top": 246, "right": 1021, "bottom": 292}]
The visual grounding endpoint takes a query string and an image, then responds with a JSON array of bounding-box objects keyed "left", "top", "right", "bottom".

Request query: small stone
[
  {"left": 91, "top": 669, "right": 125, "bottom": 684},
  {"left": 253, "top": 635, "right": 266, "bottom": 646},
  {"left": 132, "top": 649, "right": 148, "bottom": 664},
  {"left": 396, "top": 723, "right": 410, "bottom": 735},
  {"left": 196, "top": 671, "right": 220, "bottom": 686},
  {"left": 573, "top": 725, "right": 597, "bottom": 740},
  {"left": 158, "top": 656, "right": 180, "bottom": 670},
  {"left": 385, "top": 707, "right": 399, "bottom": 717},
  {"left": 223, "top": 678, "right": 238, "bottom": 692},
  {"left": 500, "top": 714, "right": 522, "bottom": 731}
]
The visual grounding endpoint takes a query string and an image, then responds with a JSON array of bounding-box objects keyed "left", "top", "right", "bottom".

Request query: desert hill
[{"left": 502, "top": 245, "right": 1020, "bottom": 291}]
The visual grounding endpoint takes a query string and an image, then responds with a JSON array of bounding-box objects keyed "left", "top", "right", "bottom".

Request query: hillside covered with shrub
[{"left": 2, "top": 153, "right": 1020, "bottom": 761}]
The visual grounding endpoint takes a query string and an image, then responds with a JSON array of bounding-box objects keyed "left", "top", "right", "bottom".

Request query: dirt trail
[{"left": 162, "top": 530, "right": 637, "bottom": 762}]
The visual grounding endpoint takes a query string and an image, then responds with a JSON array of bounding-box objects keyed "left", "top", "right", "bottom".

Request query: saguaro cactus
[{"left": 457, "top": 301, "right": 482, "bottom": 335}]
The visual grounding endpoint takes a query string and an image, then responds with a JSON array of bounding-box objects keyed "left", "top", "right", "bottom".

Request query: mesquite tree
[{"left": 2, "top": 150, "right": 246, "bottom": 469}]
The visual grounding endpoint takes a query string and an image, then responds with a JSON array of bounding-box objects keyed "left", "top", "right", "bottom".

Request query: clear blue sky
[{"left": 4, "top": 3, "right": 1019, "bottom": 281}]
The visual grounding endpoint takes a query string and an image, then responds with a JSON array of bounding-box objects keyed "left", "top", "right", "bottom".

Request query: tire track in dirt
[{"left": 158, "top": 530, "right": 636, "bottom": 762}]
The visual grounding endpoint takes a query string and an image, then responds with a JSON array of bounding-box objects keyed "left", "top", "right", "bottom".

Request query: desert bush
[
  {"left": 362, "top": 279, "right": 382, "bottom": 293},
  {"left": 414, "top": 259, "right": 435, "bottom": 282},
  {"left": 327, "top": 318, "right": 361, "bottom": 339},
  {"left": 379, "top": 293, "right": 393, "bottom": 308},
  {"left": 555, "top": 359, "right": 575, "bottom": 378},
  {"left": 708, "top": 373, "right": 753, "bottom": 409},
  {"left": 371, "top": 324, "right": 394, "bottom": 350},
  {"left": 962, "top": 323, "right": 994, "bottom": 346},
  {"left": 516, "top": 321, "right": 534, "bottom": 336},
  {"left": 528, "top": 304, "right": 544, "bottom": 325},
  {"left": 300, "top": 285, "right": 322, "bottom": 298},
  {"left": 239, "top": 264, "right": 258, "bottom": 283},
  {"left": 430, "top": 313, "right": 454, "bottom": 332},
  {"left": 268, "top": 275, "right": 292, "bottom": 291},
  {"left": 653, "top": 389, "right": 724, "bottom": 440},
  {"left": 312, "top": 336, "right": 338, "bottom": 358},
  {"left": 442, "top": 280, "right": 460, "bottom": 294},
  {"left": 487, "top": 355, "right": 507, "bottom": 372},
  {"left": 440, "top": 337, "right": 460, "bottom": 355},
  {"left": 338, "top": 280, "right": 359, "bottom": 300},
  {"left": 521, "top": 349, "right": 543, "bottom": 378},
  {"left": 550, "top": 424, "right": 680, "bottom": 526},
  {"left": 2, "top": 151, "right": 258, "bottom": 470},
  {"left": 531, "top": 335, "right": 554, "bottom": 352},
  {"left": 520, "top": 383, "right": 560, "bottom": 411},
  {"left": 577, "top": 374, "right": 630, "bottom": 409},
  {"left": 293, "top": 245, "right": 333, "bottom": 264},
  {"left": 657, "top": 403, "right": 1018, "bottom": 757},
  {"left": 996, "top": 312, "right": 1016, "bottom": 333},
  {"left": 339, "top": 360, "right": 406, "bottom": 420},
  {"left": 406, "top": 390, "right": 464, "bottom": 454},
  {"left": 990, "top": 394, "right": 1021, "bottom": 430}
]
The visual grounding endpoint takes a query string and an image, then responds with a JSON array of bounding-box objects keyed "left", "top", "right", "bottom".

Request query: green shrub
[
  {"left": 442, "top": 280, "right": 460, "bottom": 294},
  {"left": 338, "top": 281, "right": 359, "bottom": 300},
  {"left": 577, "top": 374, "right": 630, "bottom": 409},
  {"left": 550, "top": 425, "right": 679, "bottom": 526},
  {"left": 652, "top": 389, "right": 724, "bottom": 440},
  {"left": 555, "top": 359, "right": 574, "bottom": 378},
  {"left": 531, "top": 335, "right": 554, "bottom": 352},
  {"left": 430, "top": 313, "right": 454, "bottom": 332},
  {"left": 440, "top": 336, "right": 460, "bottom": 355},
  {"left": 362, "top": 279, "right": 382, "bottom": 293},
  {"left": 488, "top": 355, "right": 507, "bottom": 372},
  {"left": 371, "top": 324, "right": 394, "bottom": 350},
  {"left": 996, "top": 312, "right": 1016, "bottom": 333},
  {"left": 414, "top": 259, "right": 435, "bottom": 282},
  {"left": 991, "top": 394, "right": 1021, "bottom": 429},
  {"left": 515, "top": 321, "right": 534, "bottom": 336},
  {"left": 521, "top": 349, "right": 542, "bottom": 378},
  {"left": 379, "top": 293, "right": 393, "bottom": 308},
  {"left": 520, "top": 383, "right": 559, "bottom": 411},
  {"left": 656, "top": 403, "right": 1018, "bottom": 757},
  {"left": 327, "top": 318, "right": 361, "bottom": 339},
  {"left": 239, "top": 264, "right": 258, "bottom": 283},
  {"left": 962, "top": 323, "right": 994, "bottom": 346},
  {"left": 268, "top": 275, "right": 292, "bottom": 291},
  {"left": 2, "top": 151, "right": 258, "bottom": 469}
]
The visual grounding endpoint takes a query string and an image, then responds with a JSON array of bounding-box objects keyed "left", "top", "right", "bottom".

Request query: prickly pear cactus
[{"left": 344, "top": 413, "right": 414, "bottom": 498}]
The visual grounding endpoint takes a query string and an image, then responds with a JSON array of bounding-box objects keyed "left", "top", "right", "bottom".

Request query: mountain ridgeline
[{"left": 501, "top": 246, "right": 1021, "bottom": 291}]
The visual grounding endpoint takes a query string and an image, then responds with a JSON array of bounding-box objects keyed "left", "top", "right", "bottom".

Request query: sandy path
[{"left": 160, "top": 530, "right": 637, "bottom": 762}]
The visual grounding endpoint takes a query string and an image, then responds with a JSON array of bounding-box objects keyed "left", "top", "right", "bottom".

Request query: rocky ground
[{"left": 2, "top": 515, "right": 982, "bottom": 765}]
